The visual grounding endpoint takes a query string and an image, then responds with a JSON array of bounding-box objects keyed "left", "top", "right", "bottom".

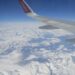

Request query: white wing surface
[{"left": 19, "top": 0, "right": 75, "bottom": 33}]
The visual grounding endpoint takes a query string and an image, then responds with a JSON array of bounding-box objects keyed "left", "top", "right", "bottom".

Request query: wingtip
[{"left": 19, "top": 0, "right": 32, "bottom": 13}]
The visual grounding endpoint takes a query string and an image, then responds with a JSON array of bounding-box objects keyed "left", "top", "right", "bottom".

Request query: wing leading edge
[{"left": 19, "top": 0, "right": 75, "bottom": 33}]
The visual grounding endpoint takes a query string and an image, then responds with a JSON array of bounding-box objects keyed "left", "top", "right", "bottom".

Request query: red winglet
[{"left": 19, "top": 0, "right": 32, "bottom": 13}]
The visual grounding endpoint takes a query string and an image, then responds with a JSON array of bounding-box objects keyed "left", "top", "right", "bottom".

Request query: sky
[{"left": 0, "top": 0, "right": 75, "bottom": 23}]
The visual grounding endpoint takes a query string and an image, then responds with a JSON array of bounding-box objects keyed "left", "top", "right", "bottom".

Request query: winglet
[
  {"left": 19, "top": 0, "right": 33, "bottom": 13},
  {"left": 19, "top": 0, "right": 49, "bottom": 23}
]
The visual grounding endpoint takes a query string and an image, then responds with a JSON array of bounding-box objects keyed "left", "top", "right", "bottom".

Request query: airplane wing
[
  {"left": 19, "top": 0, "right": 75, "bottom": 33},
  {"left": 19, "top": 0, "right": 59, "bottom": 30},
  {"left": 19, "top": 0, "right": 51, "bottom": 22}
]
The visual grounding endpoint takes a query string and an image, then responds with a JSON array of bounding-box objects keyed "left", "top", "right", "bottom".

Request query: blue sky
[{"left": 0, "top": 0, "right": 75, "bottom": 23}]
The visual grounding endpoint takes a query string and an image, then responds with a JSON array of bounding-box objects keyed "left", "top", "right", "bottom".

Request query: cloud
[{"left": 0, "top": 23, "right": 75, "bottom": 75}]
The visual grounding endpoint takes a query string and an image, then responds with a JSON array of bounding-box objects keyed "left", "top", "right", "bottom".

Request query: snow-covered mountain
[{"left": 0, "top": 22, "right": 75, "bottom": 75}]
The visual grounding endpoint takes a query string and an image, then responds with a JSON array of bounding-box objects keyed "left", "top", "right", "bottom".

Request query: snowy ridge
[{"left": 0, "top": 23, "right": 75, "bottom": 75}]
